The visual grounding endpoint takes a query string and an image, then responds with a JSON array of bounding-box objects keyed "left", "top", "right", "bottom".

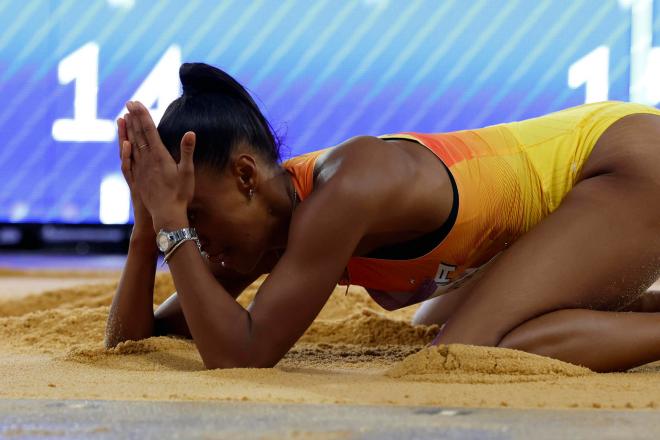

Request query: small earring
[{"left": 248, "top": 188, "right": 255, "bottom": 200}]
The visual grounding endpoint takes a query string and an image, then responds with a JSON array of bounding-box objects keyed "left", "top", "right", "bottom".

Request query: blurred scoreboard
[{"left": 0, "top": 0, "right": 658, "bottom": 225}]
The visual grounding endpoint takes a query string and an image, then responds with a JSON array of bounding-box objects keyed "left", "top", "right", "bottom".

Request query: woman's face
[{"left": 187, "top": 163, "right": 276, "bottom": 276}]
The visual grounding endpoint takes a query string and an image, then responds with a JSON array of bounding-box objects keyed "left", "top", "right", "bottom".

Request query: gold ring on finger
[{"left": 137, "top": 143, "right": 150, "bottom": 151}]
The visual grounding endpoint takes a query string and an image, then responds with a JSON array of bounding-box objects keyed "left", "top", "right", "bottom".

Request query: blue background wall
[{"left": 0, "top": 0, "right": 657, "bottom": 224}]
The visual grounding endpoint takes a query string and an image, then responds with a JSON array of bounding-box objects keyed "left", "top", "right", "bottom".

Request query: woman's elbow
[
  {"left": 104, "top": 316, "right": 154, "bottom": 349},
  {"left": 103, "top": 331, "right": 125, "bottom": 349},
  {"left": 201, "top": 346, "right": 278, "bottom": 370}
]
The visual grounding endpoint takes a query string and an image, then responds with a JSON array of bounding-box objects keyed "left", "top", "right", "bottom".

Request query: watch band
[
  {"left": 167, "top": 228, "right": 197, "bottom": 248},
  {"left": 163, "top": 237, "right": 199, "bottom": 263}
]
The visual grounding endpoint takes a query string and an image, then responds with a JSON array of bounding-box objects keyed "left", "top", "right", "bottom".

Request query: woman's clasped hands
[{"left": 117, "top": 101, "right": 196, "bottom": 232}]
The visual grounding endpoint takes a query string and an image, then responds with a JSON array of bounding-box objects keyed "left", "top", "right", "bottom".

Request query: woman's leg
[
  {"left": 417, "top": 286, "right": 660, "bottom": 371},
  {"left": 433, "top": 114, "right": 660, "bottom": 371},
  {"left": 412, "top": 276, "right": 479, "bottom": 326},
  {"left": 498, "top": 309, "right": 660, "bottom": 372}
]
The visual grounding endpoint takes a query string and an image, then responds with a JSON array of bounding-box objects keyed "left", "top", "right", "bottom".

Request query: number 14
[{"left": 51, "top": 42, "right": 181, "bottom": 142}]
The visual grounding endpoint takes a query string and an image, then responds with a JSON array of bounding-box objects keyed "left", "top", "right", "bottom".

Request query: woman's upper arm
[{"left": 247, "top": 175, "right": 376, "bottom": 366}]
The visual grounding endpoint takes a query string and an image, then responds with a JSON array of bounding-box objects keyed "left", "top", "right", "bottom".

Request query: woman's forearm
[
  {"left": 166, "top": 240, "right": 254, "bottom": 368},
  {"left": 105, "top": 226, "right": 158, "bottom": 348}
]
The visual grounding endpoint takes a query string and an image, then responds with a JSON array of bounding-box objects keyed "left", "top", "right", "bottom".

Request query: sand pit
[{"left": 1, "top": 271, "right": 659, "bottom": 410}]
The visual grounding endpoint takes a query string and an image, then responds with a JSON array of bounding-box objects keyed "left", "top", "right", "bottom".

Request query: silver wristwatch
[{"left": 156, "top": 227, "right": 200, "bottom": 254}]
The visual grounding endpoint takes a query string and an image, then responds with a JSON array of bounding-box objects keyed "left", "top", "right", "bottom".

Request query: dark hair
[{"left": 158, "top": 63, "right": 282, "bottom": 170}]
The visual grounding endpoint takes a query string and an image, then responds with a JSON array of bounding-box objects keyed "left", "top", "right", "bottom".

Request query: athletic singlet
[{"left": 282, "top": 101, "right": 660, "bottom": 311}]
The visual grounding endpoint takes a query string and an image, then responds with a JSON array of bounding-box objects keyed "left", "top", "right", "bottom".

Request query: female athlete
[{"left": 106, "top": 62, "right": 660, "bottom": 373}]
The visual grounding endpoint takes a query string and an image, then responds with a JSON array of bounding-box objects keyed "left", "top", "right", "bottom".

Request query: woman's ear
[{"left": 233, "top": 153, "right": 258, "bottom": 192}]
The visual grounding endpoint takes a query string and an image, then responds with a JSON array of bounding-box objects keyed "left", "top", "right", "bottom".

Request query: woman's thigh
[{"left": 434, "top": 113, "right": 660, "bottom": 346}]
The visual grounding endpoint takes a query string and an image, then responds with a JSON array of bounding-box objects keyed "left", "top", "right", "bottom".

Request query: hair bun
[{"left": 180, "top": 62, "right": 243, "bottom": 98}]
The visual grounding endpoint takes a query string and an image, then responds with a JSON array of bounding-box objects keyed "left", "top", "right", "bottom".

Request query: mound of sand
[
  {"left": 0, "top": 271, "right": 659, "bottom": 409},
  {"left": 386, "top": 344, "right": 592, "bottom": 383},
  {"left": 299, "top": 309, "right": 438, "bottom": 346}
]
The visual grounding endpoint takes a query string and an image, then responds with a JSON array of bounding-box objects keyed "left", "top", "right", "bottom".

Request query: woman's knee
[
  {"left": 411, "top": 299, "right": 446, "bottom": 326},
  {"left": 411, "top": 293, "right": 462, "bottom": 326},
  {"left": 497, "top": 309, "right": 583, "bottom": 351}
]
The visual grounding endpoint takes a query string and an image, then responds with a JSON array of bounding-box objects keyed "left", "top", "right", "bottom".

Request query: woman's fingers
[
  {"left": 124, "top": 112, "right": 137, "bottom": 158},
  {"left": 120, "top": 140, "right": 134, "bottom": 185},
  {"left": 125, "top": 112, "right": 146, "bottom": 161},
  {"left": 179, "top": 131, "right": 196, "bottom": 171},
  {"left": 178, "top": 131, "right": 196, "bottom": 203},
  {"left": 117, "top": 117, "right": 127, "bottom": 159},
  {"left": 128, "top": 101, "right": 165, "bottom": 156},
  {"left": 125, "top": 103, "right": 149, "bottom": 160},
  {"left": 123, "top": 100, "right": 192, "bottom": 220}
]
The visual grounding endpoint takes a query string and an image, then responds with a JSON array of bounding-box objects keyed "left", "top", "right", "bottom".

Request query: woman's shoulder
[
  {"left": 315, "top": 136, "right": 387, "bottom": 182},
  {"left": 284, "top": 135, "right": 414, "bottom": 198}
]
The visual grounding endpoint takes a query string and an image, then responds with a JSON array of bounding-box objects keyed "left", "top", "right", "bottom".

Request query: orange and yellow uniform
[{"left": 283, "top": 101, "right": 660, "bottom": 310}]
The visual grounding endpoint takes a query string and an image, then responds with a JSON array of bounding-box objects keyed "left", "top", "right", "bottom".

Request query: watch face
[{"left": 157, "top": 232, "right": 170, "bottom": 252}]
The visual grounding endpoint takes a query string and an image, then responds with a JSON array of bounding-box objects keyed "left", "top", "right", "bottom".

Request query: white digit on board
[
  {"left": 568, "top": 46, "right": 610, "bottom": 103},
  {"left": 620, "top": 0, "right": 660, "bottom": 105},
  {"left": 115, "top": 45, "right": 182, "bottom": 126},
  {"left": 52, "top": 42, "right": 115, "bottom": 142},
  {"left": 99, "top": 173, "right": 130, "bottom": 224}
]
